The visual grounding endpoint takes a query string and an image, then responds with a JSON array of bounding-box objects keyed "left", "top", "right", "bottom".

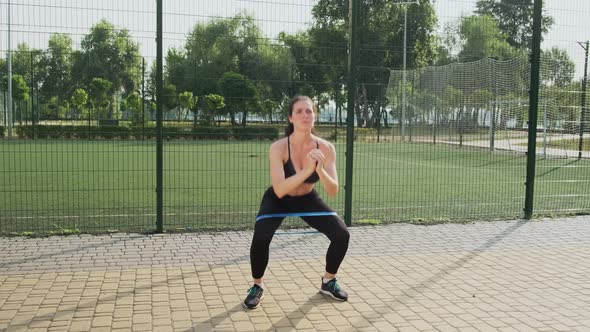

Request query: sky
[{"left": 1, "top": 0, "right": 589, "bottom": 79}]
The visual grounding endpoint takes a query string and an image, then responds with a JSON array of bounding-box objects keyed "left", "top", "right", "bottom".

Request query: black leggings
[{"left": 250, "top": 187, "right": 350, "bottom": 279}]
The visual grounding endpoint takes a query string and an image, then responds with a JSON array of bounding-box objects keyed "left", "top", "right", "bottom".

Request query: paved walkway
[
  {"left": 432, "top": 134, "right": 590, "bottom": 159},
  {"left": 1, "top": 216, "right": 590, "bottom": 331}
]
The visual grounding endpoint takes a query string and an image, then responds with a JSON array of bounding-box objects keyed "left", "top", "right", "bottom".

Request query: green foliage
[
  {"left": 178, "top": 91, "right": 197, "bottom": 121},
  {"left": 357, "top": 219, "right": 382, "bottom": 225},
  {"left": 231, "top": 126, "right": 279, "bottom": 140},
  {"left": 475, "top": 0, "right": 554, "bottom": 50},
  {"left": 468, "top": 89, "right": 494, "bottom": 109},
  {"left": 76, "top": 20, "right": 142, "bottom": 95},
  {"left": 189, "top": 126, "right": 232, "bottom": 139},
  {"left": 0, "top": 126, "right": 5, "bottom": 137},
  {"left": 310, "top": 0, "right": 438, "bottom": 127},
  {"left": 201, "top": 94, "right": 226, "bottom": 125},
  {"left": 458, "top": 15, "right": 518, "bottom": 62},
  {"left": 178, "top": 91, "right": 196, "bottom": 110},
  {"left": 70, "top": 88, "right": 88, "bottom": 119},
  {"left": 11, "top": 43, "right": 38, "bottom": 79},
  {"left": 543, "top": 82, "right": 583, "bottom": 133},
  {"left": 162, "top": 83, "right": 178, "bottom": 112},
  {"left": 38, "top": 34, "right": 73, "bottom": 102},
  {"left": 40, "top": 96, "right": 70, "bottom": 120},
  {"left": 14, "top": 124, "right": 278, "bottom": 141},
  {"left": 436, "top": 22, "right": 461, "bottom": 65},
  {"left": 16, "top": 124, "right": 131, "bottom": 139},
  {"left": 123, "top": 92, "right": 144, "bottom": 125},
  {"left": 157, "top": 13, "right": 308, "bottom": 127},
  {"left": 217, "top": 71, "right": 257, "bottom": 125},
  {"left": 442, "top": 86, "right": 464, "bottom": 110},
  {"left": 2, "top": 74, "right": 30, "bottom": 102},
  {"left": 88, "top": 77, "right": 113, "bottom": 119},
  {"left": 51, "top": 226, "right": 80, "bottom": 236},
  {"left": 168, "top": 13, "right": 288, "bottom": 104},
  {"left": 260, "top": 99, "right": 279, "bottom": 123},
  {"left": 541, "top": 47, "right": 576, "bottom": 87}
]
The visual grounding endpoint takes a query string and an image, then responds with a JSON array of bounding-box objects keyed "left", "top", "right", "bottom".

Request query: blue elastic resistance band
[{"left": 256, "top": 211, "right": 337, "bottom": 222}]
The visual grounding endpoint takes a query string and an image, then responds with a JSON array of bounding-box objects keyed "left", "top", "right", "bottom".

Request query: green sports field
[{"left": 1, "top": 139, "right": 589, "bottom": 235}]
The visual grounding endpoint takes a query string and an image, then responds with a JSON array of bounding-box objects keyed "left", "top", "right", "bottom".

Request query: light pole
[
  {"left": 392, "top": 0, "right": 418, "bottom": 142},
  {"left": 577, "top": 41, "right": 588, "bottom": 159}
]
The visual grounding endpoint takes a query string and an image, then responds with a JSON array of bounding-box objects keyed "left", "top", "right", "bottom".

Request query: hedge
[{"left": 12, "top": 125, "right": 279, "bottom": 141}]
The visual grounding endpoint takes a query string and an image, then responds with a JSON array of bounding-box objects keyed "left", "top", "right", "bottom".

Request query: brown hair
[{"left": 285, "top": 95, "right": 317, "bottom": 136}]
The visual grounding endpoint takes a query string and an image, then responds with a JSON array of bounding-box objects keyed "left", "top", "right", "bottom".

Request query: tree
[
  {"left": 413, "top": 91, "right": 439, "bottom": 125},
  {"left": 70, "top": 88, "right": 88, "bottom": 120},
  {"left": 217, "top": 71, "right": 257, "bottom": 126},
  {"left": 11, "top": 43, "right": 37, "bottom": 79},
  {"left": 38, "top": 34, "right": 74, "bottom": 105},
  {"left": 247, "top": 42, "right": 291, "bottom": 106},
  {"left": 1, "top": 44, "right": 40, "bottom": 86},
  {"left": 73, "top": 20, "right": 142, "bottom": 117},
  {"left": 179, "top": 15, "right": 262, "bottom": 97},
  {"left": 88, "top": 78, "right": 113, "bottom": 120},
  {"left": 122, "top": 92, "right": 143, "bottom": 125},
  {"left": 310, "top": 0, "right": 439, "bottom": 127},
  {"left": 436, "top": 22, "right": 461, "bottom": 65},
  {"left": 280, "top": 25, "right": 346, "bottom": 107},
  {"left": 458, "top": 15, "right": 519, "bottom": 62},
  {"left": 442, "top": 86, "right": 464, "bottom": 123},
  {"left": 162, "top": 83, "right": 178, "bottom": 115},
  {"left": 167, "top": 13, "right": 292, "bottom": 125},
  {"left": 201, "top": 94, "right": 225, "bottom": 126},
  {"left": 467, "top": 88, "right": 494, "bottom": 127},
  {"left": 165, "top": 48, "right": 186, "bottom": 91},
  {"left": 146, "top": 61, "right": 157, "bottom": 102},
  {"left": 2, "top": 75, "right": 30, "bottom": 123},
  {"left": 260, "top": 98, "right": 279, "bottom": 123},
  {"left": 475, "top": 0, "right": 554, "bottom": 50},
  {"left": 278, "top": 32, "right": 318, "bottom": 97},
  {"left": 178, "top": 91, "right": 197, "bottom": 122},
  {"left": 541, "top": 47, "right": 575, "bottom": 88},
  {"left": 41, "top": 96, "right": 69, "bottom": 120},
  {"left": 3, "top": 75, "right": 30, "bottom": 103}
]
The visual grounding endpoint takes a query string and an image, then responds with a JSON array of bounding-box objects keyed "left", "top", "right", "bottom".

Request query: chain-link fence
[{"left": 0, "top": 0, "right": 588, "bottom": 235}]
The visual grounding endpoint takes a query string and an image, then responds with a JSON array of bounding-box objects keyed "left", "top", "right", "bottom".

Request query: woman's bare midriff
[{"left": 285, "top": 183, "right": 315, "bottom": 197}]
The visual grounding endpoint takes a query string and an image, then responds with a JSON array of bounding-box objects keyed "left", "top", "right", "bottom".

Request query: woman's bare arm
[
  {"left": 314, "top": 142, "right": 339, "bottom": 197},
  {"left": 269, "top": 141, "right": 316, "bottom": 198}
]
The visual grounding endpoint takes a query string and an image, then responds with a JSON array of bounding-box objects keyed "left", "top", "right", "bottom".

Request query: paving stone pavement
[{"left": 1, "top": 216, "right": 590, "bottom": 331}]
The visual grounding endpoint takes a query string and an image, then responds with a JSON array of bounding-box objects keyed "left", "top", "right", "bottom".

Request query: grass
[{"left": 1, "top": 139, "right": 589, "bottom": 235}]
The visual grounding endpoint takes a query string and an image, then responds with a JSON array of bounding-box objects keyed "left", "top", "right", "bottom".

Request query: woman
[{"left": 243, "top": 95, "right": 350, "bottom": 310}]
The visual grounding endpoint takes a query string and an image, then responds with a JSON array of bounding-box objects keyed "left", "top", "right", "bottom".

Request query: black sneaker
[
  {"left": 319, "top": 278, "right": 348, "bottom": 301},
  {"left": 243, "top": 284, "right": 264, "bottom": 309}
]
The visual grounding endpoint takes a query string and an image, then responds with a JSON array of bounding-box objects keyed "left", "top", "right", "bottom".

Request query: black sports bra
[{"left": 283, "top": 136, "right": 320, "bottom": 183}]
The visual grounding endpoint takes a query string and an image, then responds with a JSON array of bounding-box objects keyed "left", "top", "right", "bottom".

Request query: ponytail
[{"left": 284, "top": 123, "right": 294, "bottom": 136}]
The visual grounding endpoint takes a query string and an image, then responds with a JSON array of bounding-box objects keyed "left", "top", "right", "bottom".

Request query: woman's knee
[
  {"left": 252, "top": 232, "right": 273, "bottom": 246},
  {"left": 332, "top": 227, "right": 350, "bottom": 244}
]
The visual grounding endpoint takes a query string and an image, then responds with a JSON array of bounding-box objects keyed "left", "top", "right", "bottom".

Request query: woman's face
[{"left": 289, "top": 99, "right": 316, "bottom": 130}]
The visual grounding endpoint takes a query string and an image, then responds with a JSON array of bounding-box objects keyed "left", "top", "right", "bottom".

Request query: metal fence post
[
  {"left": 524, "top": 0, "right": 543, "bottom": 219},
  {"left": 156, "top": 0, "right": 164, "bottom": 232},
  {"left": 578, "top": 41, "right": 588, "bottom": 159},
  {"left": 344, "top": 0, "right": 359, "bottom": 227}
]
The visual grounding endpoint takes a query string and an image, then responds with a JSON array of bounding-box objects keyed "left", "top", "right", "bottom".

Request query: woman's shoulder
[
  {"left": 314, "top": 135, "right": 335, "bottom": 151},
  {"left": 269, "top": 137, "right": 288, "bottom": 154}
]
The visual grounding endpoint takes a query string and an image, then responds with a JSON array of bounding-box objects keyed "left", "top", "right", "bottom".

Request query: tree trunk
[
  {"left": 362, "top": 84, "right": 369, "bottom": 127},
  {"left": 355, "top": 87, "right": 363, "bottom": 127}
]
